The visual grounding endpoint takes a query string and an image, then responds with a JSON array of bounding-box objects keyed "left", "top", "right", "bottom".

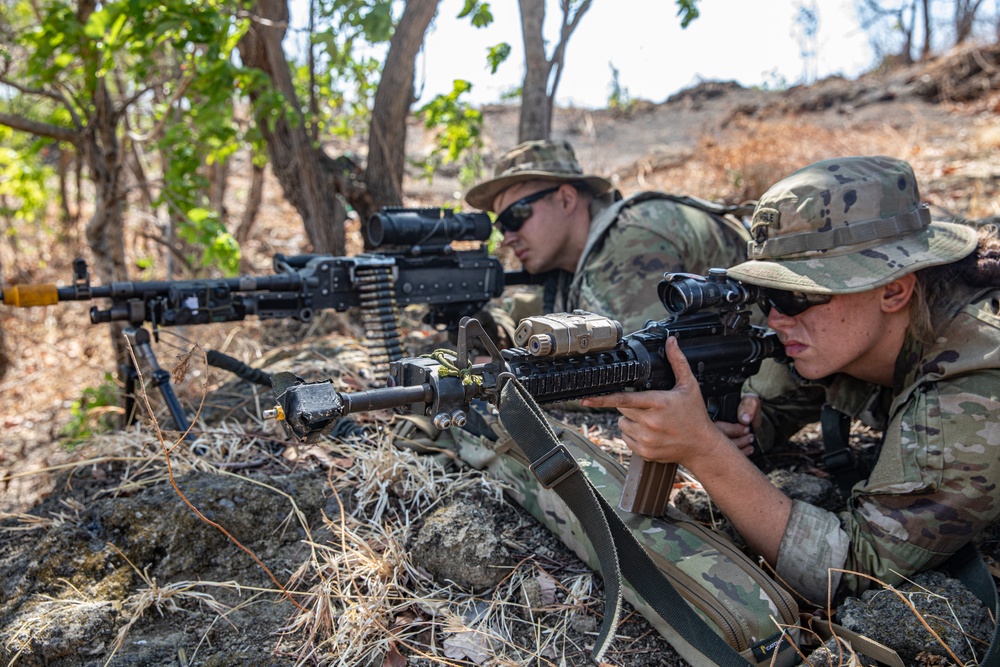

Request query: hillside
[{"left": 1, "top": 43, "right": 999, "bottom": 667}]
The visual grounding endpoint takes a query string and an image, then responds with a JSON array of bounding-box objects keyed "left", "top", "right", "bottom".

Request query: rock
[
  {"left": 766, "top": 469, "right": 841, "bottom": 511},
  {"left": 411, "top": 499, "right": 514, "bottom": 592},
  {"left": 836, "top": 570, "right": 994, "bottom": 665}
]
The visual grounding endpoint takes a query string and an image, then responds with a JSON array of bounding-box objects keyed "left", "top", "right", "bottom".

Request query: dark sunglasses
[
  {"left": 759, "top": 288, "right": 833, "bottom": 317},
  {"left": 494, "top": 186, "right": 562, "bottom": 233}
]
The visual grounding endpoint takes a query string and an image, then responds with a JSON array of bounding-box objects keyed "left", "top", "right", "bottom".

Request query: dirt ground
[{"left": 2, "top": 44, "right": 1000, "bottom": 667}]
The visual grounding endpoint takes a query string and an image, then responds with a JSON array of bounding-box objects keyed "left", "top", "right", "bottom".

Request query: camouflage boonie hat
[
  {"left": 726, "top": 156, "right": 979, "bottom": 294},
  {"left": 465, "top": 140, "right": 612, "bottom": 212}
]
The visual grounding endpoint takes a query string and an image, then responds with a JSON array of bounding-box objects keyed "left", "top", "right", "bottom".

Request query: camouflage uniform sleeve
[
  {"left": 571, "top": 202, "right": 746, "bottom": 334},
  {"left": 774, "top": 369, "right": 1000, "bottom": 601}
]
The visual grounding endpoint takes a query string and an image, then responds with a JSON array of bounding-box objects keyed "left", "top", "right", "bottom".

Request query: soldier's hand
[
  {"left": 715, "top": 420, "right": 755, "bottom": 456},
  {"left": 715, "top": 394, "right": 761, "bottom": 456},
  {"left": 580, "top": 337, "right": 733, "bottom": 468}
]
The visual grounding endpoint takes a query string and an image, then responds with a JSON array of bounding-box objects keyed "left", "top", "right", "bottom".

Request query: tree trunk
[
  {"left": 236, "top": 161, "right": 265, "bottom": 272},
  {"left": 920, "top": 0, "right": 932, "bottom": 60},
  {"left": 208, "top": 156, "right": 229, "bottom": 218},
  {"left": 955, "top": 0, "right": 985, "bottom": 44},
  {"left": 238, "top": 0, "right": 374, "bottom": 256},
  {"left": 57, "top": 147, "right": 77, "bottom": 235},
  {"left": 517, "top": 0, "right": 551, "bottom": 142},
  {"left": 367, "top": 0, "right": 440, "bottom": 213},
  {"left": 901, "top": 1, "right": 916, "bottom": 64},
  {"left": 83, "top": 79, "right": 130, "bottom": 373}
]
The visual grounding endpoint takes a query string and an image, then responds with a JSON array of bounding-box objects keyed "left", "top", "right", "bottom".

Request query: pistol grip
[{"left": 619, "top": 458, "right": 677, "bottom": 516}]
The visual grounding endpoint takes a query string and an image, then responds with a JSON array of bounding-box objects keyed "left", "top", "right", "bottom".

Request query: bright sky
[{"left": 289, "top": 0, "right": 876, "bottom": 110}]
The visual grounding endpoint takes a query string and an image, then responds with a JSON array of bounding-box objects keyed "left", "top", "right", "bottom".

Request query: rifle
[
  {"left": 1, "top": 207, "right": 539, "bottom": 433},
  {"left": 264, "top": 269, "right": 785, "bottom": 516}
]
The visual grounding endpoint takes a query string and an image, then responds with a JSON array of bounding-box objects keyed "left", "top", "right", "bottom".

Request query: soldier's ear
[
  {"left": 881, "top": 274, "right": 916, "bottom": 313},
  {"left": 557, "top": 183, "right": 581, "bottom": 213}
]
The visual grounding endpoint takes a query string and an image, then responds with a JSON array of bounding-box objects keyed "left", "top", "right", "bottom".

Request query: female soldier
[{"left": 582, "top": 156, "right": 1000, "bottom": 602}]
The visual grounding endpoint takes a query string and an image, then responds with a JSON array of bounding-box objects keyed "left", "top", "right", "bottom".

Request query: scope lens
[
  {"left": 658, "top": 273, "right": 758, "bottom": 316},
  {"left": 366, "top": 209, "right": 492, "bottom": 248},
  {"left": 367, "top": 215, "right": 386, "bottom": 247}
]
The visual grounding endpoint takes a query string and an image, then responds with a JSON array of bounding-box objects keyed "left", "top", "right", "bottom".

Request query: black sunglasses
[
  {"left": 494, "top": 186, "right": 562, "bottom": 233},
  {"left": 759, "top": 288, "right": 833, "bottom": 317}
]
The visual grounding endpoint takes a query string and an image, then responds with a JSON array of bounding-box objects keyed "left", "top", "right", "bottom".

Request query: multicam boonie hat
[
  {"left": 726, "top": 156, "right": 979, "bottom": 294},
  {"left": 465, "top": 140, "right": 612, "bottom": 212}
]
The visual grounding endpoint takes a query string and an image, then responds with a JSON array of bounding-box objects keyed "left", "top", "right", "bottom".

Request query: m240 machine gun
[
  {"left": 264, "top": 269, "right": 785, "bottom": 517},
  {"left": 1, "top": 208, "right": 537, "bottom": 434}
]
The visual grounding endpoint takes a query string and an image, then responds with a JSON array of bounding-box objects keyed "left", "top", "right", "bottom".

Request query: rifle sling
[
  {"left": 497, "top": 376, "right": 756, "bottom": 666},
  {"left": 496, "top": 376, "right": 623, "bottom": 663}
]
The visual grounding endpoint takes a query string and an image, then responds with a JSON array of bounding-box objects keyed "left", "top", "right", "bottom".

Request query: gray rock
[
  {"left": 837, "top": 570, "right": 994, "bottom": 665},
  {"left": 767, "top": 469, "right": 841, "bottom": 511},
  {"left": 411, "top": 499, "right": 514, "bottom": 592}
]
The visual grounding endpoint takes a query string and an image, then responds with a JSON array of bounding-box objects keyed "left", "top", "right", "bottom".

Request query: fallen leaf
[
  {"left": 443, "top": 631, "right": 492, "bottom": 665},
  {"left": 381, "top": 641, "right": 406, "bottom": 667}
]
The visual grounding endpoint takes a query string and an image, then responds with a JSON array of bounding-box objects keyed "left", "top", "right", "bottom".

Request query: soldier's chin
[{"left": 789, "top": 360, "right": 827, "bottom": 381}]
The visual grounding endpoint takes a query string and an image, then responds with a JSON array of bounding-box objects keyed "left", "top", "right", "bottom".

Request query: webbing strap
[
  {"left": 497, "top": 376, "right": 622, "bottom": 663},
  {"left": 748, "top": 206, "right": 930, "bottom": 259},
  {"left": 593, "top": 473, "right": 761, "bottom": 666},
  {"left": 808, "top": 619, "right": 905, "bottom": 667},
  {"left": 497, "top": 376, "right": 754, "bottom": 666}
]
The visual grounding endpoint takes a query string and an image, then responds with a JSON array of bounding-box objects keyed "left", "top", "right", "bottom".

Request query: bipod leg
[
  {"left": 120, "top": 358, "right": 141, "bottom": 430},
  {"left": 123, "top": 327, "right": 195, "bottom": 442}
]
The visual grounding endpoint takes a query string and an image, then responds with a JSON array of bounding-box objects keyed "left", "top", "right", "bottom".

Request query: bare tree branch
[
  {"left": 0, "top": 75, "right": 84, "bottom": 130},
  {"left": 0, "top": 111, "right": 80, "bottom": 144}
]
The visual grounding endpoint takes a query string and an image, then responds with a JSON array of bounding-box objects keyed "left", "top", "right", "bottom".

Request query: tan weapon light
[{"left": 513, "top": 310, "right": 623, "bottom": 356}]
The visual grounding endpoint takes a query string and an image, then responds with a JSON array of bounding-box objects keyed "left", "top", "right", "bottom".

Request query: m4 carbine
[
  {"left": 265, "top": 269, "right": 785, "bottom": 517},
  {"left": 1, "top": 208, "right": 536, "bottom": 433}
]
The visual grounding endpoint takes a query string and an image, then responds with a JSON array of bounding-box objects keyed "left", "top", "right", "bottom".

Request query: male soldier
[{"left": 464, "top": 139, "right": 752, "bottom": 333}]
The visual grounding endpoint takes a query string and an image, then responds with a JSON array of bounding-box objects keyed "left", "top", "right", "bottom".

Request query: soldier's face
[
  {"left": 765, "top": 288, "right": 901, "bottom": 384},
  {"left": 494, "top": 182, "right": 573, "bottom": 274}
]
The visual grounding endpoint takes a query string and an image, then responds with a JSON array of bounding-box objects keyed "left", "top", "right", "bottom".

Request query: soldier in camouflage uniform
[
  {"left": 582, "top": 156, "right": 1000, "bottom": 604},
  {"left": 464, "top": 139, "right": 750, "bottom": 334}
]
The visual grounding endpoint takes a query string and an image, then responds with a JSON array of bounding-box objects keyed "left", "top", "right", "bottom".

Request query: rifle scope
[
  {"left": 366, "top": 207, "right": 492, "bottom": 249},
  {"left": 658, "top": 269, "right": 761, "bottom": 317}
]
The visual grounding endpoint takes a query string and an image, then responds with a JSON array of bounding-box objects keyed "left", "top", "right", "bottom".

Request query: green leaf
[
  {"left": 676, "top": 0, "right": 700, "bottom": 28},
  {"left": 82, "top": 8, "right": 112, "bottom": 40},
  {"left": 486, "top": 42, "right": 510, "bottom": 74},
  {"left": 53, "top": 52, "right": 75, "bottom": 69},
  {"left": 106, "top": 12, "right": 129, "bottom": 47}
]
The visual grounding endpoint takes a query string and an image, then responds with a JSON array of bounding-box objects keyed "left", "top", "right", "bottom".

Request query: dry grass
[
  {"left": 270, "top": 431, "right": 602, "bottom": 666},
  {"left": 629, "top": 116, "right": 933, "bottom": 206}
]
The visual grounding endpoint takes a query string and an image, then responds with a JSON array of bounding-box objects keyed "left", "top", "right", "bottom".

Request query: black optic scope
[
  {"left": 366, "top": 207, "right": 493, "bottom": 249},
  {"left": 658, "top": 269, "right": 761, "bottom": 317}
]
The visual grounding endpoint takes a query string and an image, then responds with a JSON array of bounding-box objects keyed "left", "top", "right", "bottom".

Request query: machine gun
[
  {"left": 1, "top": 208, "right": 537, "bottom": 434},
  {"left": 264, "top": 269, "right": 785, "bottom": 517}
]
